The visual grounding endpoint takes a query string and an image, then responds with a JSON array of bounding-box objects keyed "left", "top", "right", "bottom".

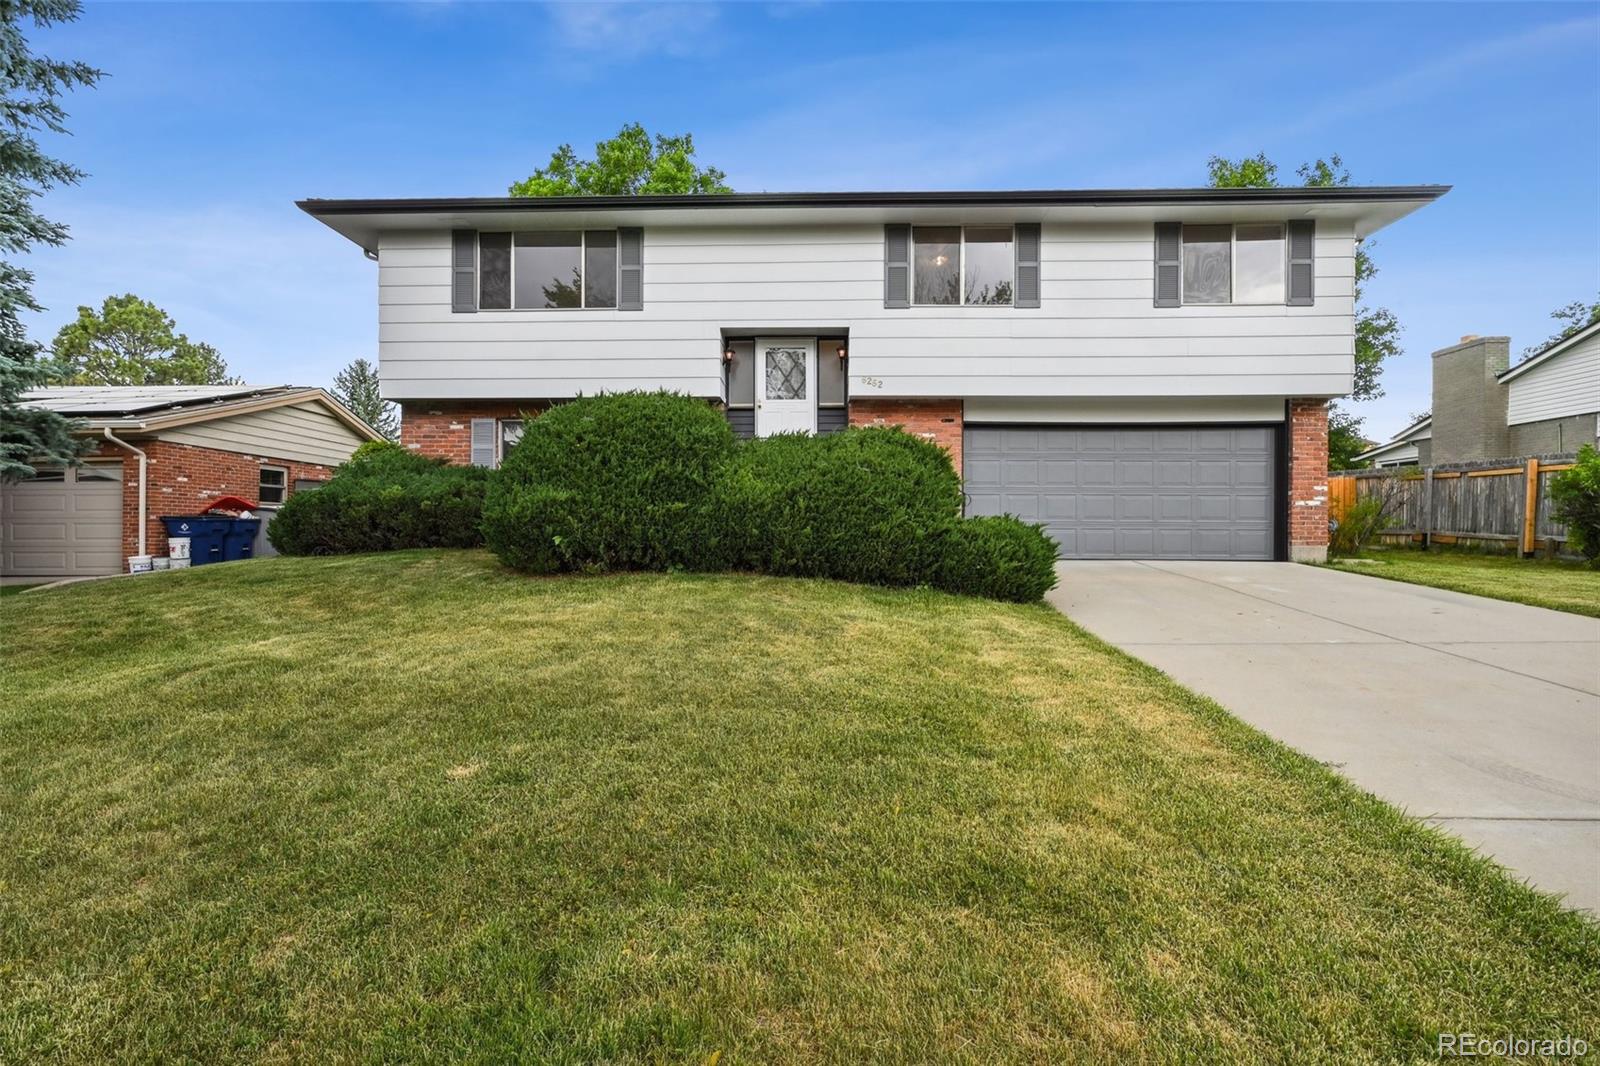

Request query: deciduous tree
[
  {"left": 511, "top": 123, "right": 732, "bottom": 197},
  {"left": 52, "top": 294, "right": 240, "bottom": 386}
]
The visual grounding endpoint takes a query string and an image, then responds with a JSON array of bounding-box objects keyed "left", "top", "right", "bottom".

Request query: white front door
[{"left": 754, "top": 337, "right": 817, "bottom": 436}]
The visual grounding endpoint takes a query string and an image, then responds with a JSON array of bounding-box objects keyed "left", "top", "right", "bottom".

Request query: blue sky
[{"left": 22, "top": 1, "right": 1600, "bottom": 440}]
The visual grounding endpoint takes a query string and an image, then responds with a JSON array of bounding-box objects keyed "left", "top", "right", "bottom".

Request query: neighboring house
[
  {"left": 1358, "top": 322, "right": 1600, "bottom": 467},
  {"left": 1, "top": 386, "right": 382, "bottom": 578},
  {"left": 1359, "top": 414, "right": 1432, "bottom": 468},
  {"left": 300, "top": 185, "right": 1447, "bottom": 562}
]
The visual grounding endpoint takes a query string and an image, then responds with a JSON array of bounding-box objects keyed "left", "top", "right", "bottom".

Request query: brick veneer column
[
  {"left": 111, "top": 440, "right": 339, "bottom": 561},
  {"left": 1287, "top": 399, "right": 1330, "bottom": 562},
  {"left": 848, "top": 399, "right": 965, "bottom": 473},
  {"left": 400, "top": 401, "right": 541, "bottom": 464}
]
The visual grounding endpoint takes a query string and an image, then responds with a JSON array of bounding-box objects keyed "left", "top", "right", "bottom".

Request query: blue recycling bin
[{"left": 161, "top": 516, "right": 259, "bottom": 566}]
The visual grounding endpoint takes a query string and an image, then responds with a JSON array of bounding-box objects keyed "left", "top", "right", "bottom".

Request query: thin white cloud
[{"left": 544, "top": 2, "right": 723, "bottom": 60}]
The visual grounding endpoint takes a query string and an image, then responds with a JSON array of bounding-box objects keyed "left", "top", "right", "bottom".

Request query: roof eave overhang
[{"left": 298, "top": 186, "right": 1450, "bottom": 252}]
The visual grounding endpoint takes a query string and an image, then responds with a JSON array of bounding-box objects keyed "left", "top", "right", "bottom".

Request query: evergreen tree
[
  {"left": 0, "top": 0, "right": 101, "bottom": 480},
  {"left": 332, "top": 357, "right": 397, "bottom": 440}
]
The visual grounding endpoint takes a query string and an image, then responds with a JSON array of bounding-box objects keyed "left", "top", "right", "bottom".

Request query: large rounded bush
[
  {"left": 716, "top": 426, "right": 964, "bottom": 587},
  {"left": 268, "top": 442, "right": 490, "bottom": 555},
  {"left": 483, "top": 392, "right": 737, "bottom": 573},
  {"left": 928, "top": 516, "right": 1059, "bottom": 602}
]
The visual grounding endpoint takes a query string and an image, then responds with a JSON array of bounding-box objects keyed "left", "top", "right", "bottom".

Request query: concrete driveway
[{"left": 1049, "top": 561, "right": 1600, "bottom": 912}]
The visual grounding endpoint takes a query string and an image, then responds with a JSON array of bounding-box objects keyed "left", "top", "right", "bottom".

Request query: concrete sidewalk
[{"left": 1049, "top": 560, "right": 1600, "bottom": 912}]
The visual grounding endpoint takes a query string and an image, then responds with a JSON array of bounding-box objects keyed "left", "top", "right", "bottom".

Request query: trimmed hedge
[
  {"left": 483, "top": 393, "right": 1057, "bottom": 601},
  {"left": 482, "top": 391, "right": 737, "bottom": 573},
  {"left": 928, "top": 516, "right": 1061, "bottom": 603},
  {"left": 267, "top": 442, "right": 491, "bottom": 555},
  {"left": 712, "top": 427, "right": 964, "bottom": 586}
]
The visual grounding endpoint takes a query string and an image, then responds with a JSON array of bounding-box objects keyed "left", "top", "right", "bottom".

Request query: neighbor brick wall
[
  {"left": 848, "top": 399, "right": 965, "bottom": 472},
  {"left": 91, "top": 440, "right": 337, "bottom": 561},
  {"left": 1431, "top": 336, "right": 1511, "bottom": 464},
  {"left": 1288, "top": 399, "right": 1330, "bottom": 561},
  {"left": 400, "top": 401, "right": 545, "bottom": 464}
]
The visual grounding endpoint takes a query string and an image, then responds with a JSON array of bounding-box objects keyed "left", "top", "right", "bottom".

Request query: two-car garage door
[
  {"left": 0, "top": 465, "right": 124, "bottom": 577},
  {"left": 964, "top": 424, "right": 1279, "bottom": 560}
]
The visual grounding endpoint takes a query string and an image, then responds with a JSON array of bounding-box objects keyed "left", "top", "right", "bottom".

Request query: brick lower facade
[
  {"left": 399, "top": 401, "right": 545, "bottom": 465},
  {"left": 1287, "top": 398, "right": 1330, "bottom": 562},
  {"left": 88, "top": 439, "right": 338, "bottom": 561},
  {"left": 848, "top": 398, "right": 965, "bottom": 471}
]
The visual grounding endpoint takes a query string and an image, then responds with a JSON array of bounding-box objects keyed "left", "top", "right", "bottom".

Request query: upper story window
[
  {"left": 1181, "top": 223, "right": 1286, "bottom": 305},
  {"left": 913, "top": 225, "right": 1014, "bottom": 306},
  {"left": 478, "top": 230, "right": 619, "bottom": 311}
]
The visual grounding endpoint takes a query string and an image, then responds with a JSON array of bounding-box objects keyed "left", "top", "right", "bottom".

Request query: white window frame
[
  {"left": 498, "top": 419, "right": 525, "bottom": 463},
  {"left": 478, "top": 230, "right": 619, "bottom": 312},
  {"left": 1182, "top": 223, "right": 1289, "bottom": 307},
  {"left": 910, "top": 224, "right": 1016, "bottom": 308},
  {"left": 258, "top": 465, "right": 288, "bottom": 506}
]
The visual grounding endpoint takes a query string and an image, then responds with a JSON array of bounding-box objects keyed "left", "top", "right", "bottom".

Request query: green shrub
[
  {"left": 482, "top": 391, "right": 737, "bottom": 573},
  {"left": 1549, "top": 444, "right": 1600, "bottom": 566},
  {"left": 267, "top": 443, "right": 490, "bottom": 555},
  {"left": 715, "top": 427, "right": 964, "bottom": 587},
  {"left": 928, "top": 516, "right": 1059, "bottom": 602}
]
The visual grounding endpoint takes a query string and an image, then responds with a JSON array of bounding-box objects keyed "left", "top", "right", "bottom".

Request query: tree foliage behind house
[
  {"left": 332, "top": 357, "right": 397, "bottom": 440},
  {"left": 52, "top": 294, "right": 240, "bottom": 386},
  {"left": 0, "top": 0, "right": 100, "bottom": 479},
  {"left": 1207, "top": 153, "right": 1400, "bottom": 470},
  {"left": 1524, "top": 294, "right": 1600, "bottom": 357},
  {"left": 510, "top": 122, "right": 732, "bottom": 197}
]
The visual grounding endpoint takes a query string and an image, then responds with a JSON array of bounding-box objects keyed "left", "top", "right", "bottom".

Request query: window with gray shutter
[
  {"left": 618, "top": 228, "right": 643, "bottom": 310},
  {"left": 884, "top": 224, "right": 910, "bottom": 308},
  {"left": 452, "top": 230, "right": 477, "bottom": 313},
  {"left": 1153, "top": 222, "right": 1181, "bottom": 307},
  {"left": 1287, "top": 220, "right": 1315, "bottom": 306},
  {"left": 1014, "top": 223, "right": 1041, "bottom": 308},
  {"left": 470, "top": 418, "right": 497, "bottom": 468}
]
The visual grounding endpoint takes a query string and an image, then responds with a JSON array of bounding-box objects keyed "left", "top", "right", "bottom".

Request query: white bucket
[
  {"left": 128, "top": 555, "right": 153, "bottom": 574},
  {"left": 168, "top": 536, "right": 191, "bottom": 560},
  {"left": 152, "top": 557, "right": 171, "bottom": 571},
  {"left": 169, "top": 557, "right": 192, "bottom": 569}
]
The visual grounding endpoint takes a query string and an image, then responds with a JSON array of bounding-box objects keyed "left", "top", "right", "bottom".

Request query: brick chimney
[{"left": 1431, "top": 335, "right": 1511, "bottom": 464}]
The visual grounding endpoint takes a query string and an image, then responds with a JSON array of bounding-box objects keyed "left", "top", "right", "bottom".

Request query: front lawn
[
  {"left": 2, "top": 551, "right": 1594, "bottom": 1063},
  {"left": 1329, "top": 547, "right": 1600, "bottom": 617}
]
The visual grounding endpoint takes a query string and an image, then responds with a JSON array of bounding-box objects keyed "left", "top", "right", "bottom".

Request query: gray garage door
[
  {"left": 964, "top": 425, "right": 1278, "bottom": 560},
  {"left": 0, "top": 464, "right": 124, "bottom": 576}
]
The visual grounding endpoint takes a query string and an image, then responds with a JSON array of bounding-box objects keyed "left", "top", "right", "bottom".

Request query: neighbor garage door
[
  {"left": 964, "top": 425, "right": 1278, "bottom": 560},
  {"left": 0, "top": 464, "right": 124, "bottom": 577}
]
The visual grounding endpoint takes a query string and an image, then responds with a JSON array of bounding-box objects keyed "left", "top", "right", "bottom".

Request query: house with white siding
[
  {"left": 1358, "top": 320, "right": 1599, "bottom": 468},
  {"left": 300, "top": 186, "right": 1447, "bottom": 562}
]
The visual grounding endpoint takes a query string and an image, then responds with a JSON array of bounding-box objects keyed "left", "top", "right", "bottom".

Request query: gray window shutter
[
  {"left": 1153, "top": 222, "right": 1180, "bottom": 307},
  {"left": 884, "top": 224, "right": 910, "bottom": 308},
  {"left": 1287, "top": 220, "right": 1315, "bottom": 306},
  {"left": 1014, "top": 223, "right": 1041, "bottom": 308},
  {"left": 470, "top": 418, "right": 497, "bottom": 468},
  {"left": 452, "top": 230, "right": 477, "bottom": 313},
  {"left": 618, "top": 228, "right": 643, "bottom": 310}
]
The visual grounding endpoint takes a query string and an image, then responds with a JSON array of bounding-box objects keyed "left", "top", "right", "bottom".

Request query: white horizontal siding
[
  {"left": 1506, "top": 331, "right": 1600, "bottom": 425},
  {"left": 376, "top": 219, "right": 1356, "bottom": 402},
  {"left": 159, "top": 402, "right": 369, "bottom": 467}
]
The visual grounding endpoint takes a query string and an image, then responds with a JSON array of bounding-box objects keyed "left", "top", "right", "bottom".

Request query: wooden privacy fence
[{"left": 1328, "top": 455, "right": 1576, "bottom": 554}]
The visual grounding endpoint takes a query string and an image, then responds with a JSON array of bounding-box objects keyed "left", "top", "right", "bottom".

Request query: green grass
[
  {"left": 2, "top": 551, "right": 1594, "bottom": 1063},
  {"left": 1329, "top": 547, "right": 1600, "bottom": 617},
  {"left": 0, "top": 582, "right": 45, "bottom": 597}
]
